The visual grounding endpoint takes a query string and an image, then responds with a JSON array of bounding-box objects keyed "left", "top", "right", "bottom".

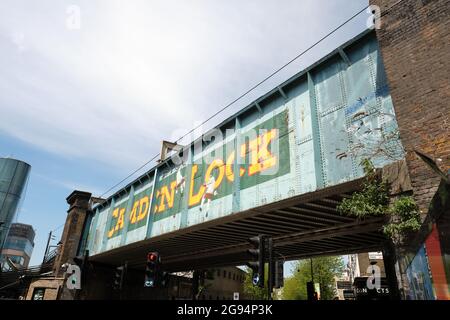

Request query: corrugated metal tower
[{"left": 0, "top": 158, "right": 31, "bottom": 251}]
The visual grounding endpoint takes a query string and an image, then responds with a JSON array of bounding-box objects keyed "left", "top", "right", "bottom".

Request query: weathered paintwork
[{"left": 84, "top": 31, "right": 404, "bottom": 256}]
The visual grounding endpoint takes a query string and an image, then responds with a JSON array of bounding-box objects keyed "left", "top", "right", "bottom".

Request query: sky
[{"left": 0, "top": 0, "right": 370, "bottom": 270}]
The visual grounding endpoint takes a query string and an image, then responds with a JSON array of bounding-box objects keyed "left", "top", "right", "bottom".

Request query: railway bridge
[{"left": 72, "top": 30, "right": 403, "bottom": 273}]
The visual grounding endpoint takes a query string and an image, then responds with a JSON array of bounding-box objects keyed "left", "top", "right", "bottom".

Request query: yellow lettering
[
  {"left": 153, "top": 190, "right": 160, "bottom": 213},
  {"left": 108, "top": 207, "right": 125, "bottom": 238},
  {"left": 248, "top": 129, "right": 278, "bottom": 176},
  {"left": 137, "top": 196, "right": 149, "bottom": 222},
  {"left": 188, "top": 165, "right": 205, "bottom": 207},
  {"left": 205, "top": 159, "right": 224, "bottom": 189},
  {"left": 225, "top": 151, "right": 245, "bottom": 182},
  {"left": 107, "top": 208, "right": 119, "bottom": 238},
  {"left": 156, "top": 181, "right": 177, "bottom": 213},
  {"left": 115, "top": 208, "right": 125, "bottom": 231},
  {"left": 129, "top": 201, "right": 138, "bottom": 224}
]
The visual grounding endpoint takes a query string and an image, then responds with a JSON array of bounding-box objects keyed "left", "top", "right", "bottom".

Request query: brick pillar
[
  {"left": 53, "top": 190, "right": 92, "bottom": 276},
  {"left": 370, "top": 0, "right": 450, "bottom": 299},
  {"left": 369, "top": 0, "right": 450, "bottom": 213}
]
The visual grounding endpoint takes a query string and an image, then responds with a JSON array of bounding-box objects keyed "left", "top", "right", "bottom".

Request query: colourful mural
[
  {"left": 424, "top": 223, "right": 450, "bottom": 299},
  {"left": 405, "top": 245, "right": 435, "bottom": 300}
]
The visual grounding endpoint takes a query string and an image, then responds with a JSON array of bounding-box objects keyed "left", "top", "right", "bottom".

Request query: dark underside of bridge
[{"left": 91, "top": 177, "right": 388, "bottom": 272}]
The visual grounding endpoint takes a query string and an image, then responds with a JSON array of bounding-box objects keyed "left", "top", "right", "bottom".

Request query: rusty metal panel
[
  {"left": 124, "top": 182, "right": 154, "bottom": 245},
  {"left": 291, "top": 81, "right": 318, "bottom": 193},
  {"left": 88, "top": 206, "right": 109, "bottom": 256},
  {"left": 104, "top": 195, "right": 129, "bottom": 251},
  {"left": 150, "top": 164, "right": 190, "bottom": 237},
  {"left": 86, "top": 179, "right": 154, "bottom": 254},
  {"left": 343, "top": 38, "right": 404, "bottom": 171}
]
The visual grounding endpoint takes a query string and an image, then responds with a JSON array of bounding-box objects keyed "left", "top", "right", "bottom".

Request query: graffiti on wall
[{"left": 107, "top": 185, "right": 153, "bottom": 239}]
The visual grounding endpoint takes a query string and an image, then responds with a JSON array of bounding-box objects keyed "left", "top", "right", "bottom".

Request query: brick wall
[
  {"left": 26, "top": 278, "right": 63, "bottom": 300},
  {"left": 369, "top": 0, "right": 450, "bottom": 212},
  {"left": 358, "top": 252, "right": 386, "bottom": 277},
  {"left": 53, "top": 191, "right": 92, "bottom": 276}
]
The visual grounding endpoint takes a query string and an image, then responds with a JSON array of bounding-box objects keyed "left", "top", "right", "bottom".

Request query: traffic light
[
  {"left": 246, "top": 235, "right": 266, "bottom": 288},
  {"left": 274, "top": 260, "right": 284, "bottom": 289},
  {"left": 144, "top": 252, "right": 160, "bottom": 287},
  {"left": 113, "top": 264, "right": 127, "bottom": 291}
]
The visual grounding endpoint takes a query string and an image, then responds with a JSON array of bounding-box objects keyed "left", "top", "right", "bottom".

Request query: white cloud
[{"left": 33, "top": 172, "right": 103, "bottom": 196}]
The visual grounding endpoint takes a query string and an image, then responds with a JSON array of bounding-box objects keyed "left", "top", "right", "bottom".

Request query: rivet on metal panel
[
  {"left": 307, "top": 71, "right": 326, "bottom": 189},
  {"left": 339, "top": 60, "right": 358, "bottom": 179},
  {"left": 145, "top": 167, "right": 159, "bottom": 239},
  {"left": 101, "top": 197, "right": 115, "bottom": 253},
  {"left": 180, "top": 147, "right": 193, "bottom": 229},
  {"left": 120, "top": 185, "right": 135, "bottom": 246},
  {"left": 232, "top": 117, "right": 241, "bottom": 213}
]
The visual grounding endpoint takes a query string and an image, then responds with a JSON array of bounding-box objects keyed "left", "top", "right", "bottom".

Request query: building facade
[
  {"left": 200, "top": 267, "right": 247, "bottom": 300},
  {"left": 0, "top": 223, "right": 35, "bottom": 270},
  {"left": 0, "top": 158, "right": 31, "bottom": 253}
]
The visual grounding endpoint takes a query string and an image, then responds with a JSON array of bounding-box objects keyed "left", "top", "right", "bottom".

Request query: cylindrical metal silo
[{"left": 0, "top": 158, "right": 31, "bottom": 250}]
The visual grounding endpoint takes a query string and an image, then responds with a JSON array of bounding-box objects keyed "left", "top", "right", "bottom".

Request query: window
[
  {"left": 233, "top": 274, "right": 235, "bottom": 281},
  {"left": 223, "top": 270, "right": 226, "bottom": 278},
  {"left": 32, "top": 288, "right": 45, "bottom": 300},
  {"left": 8, "top": 255, "right": 25, "bottom": 266},
  {"left": 3, "top": 237, "right": 34, "bottom": 256}
]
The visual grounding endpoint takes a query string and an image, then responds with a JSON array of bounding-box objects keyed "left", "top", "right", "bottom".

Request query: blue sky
[{"left": 0, "top": 0, "right": 370, "bottom": 270}]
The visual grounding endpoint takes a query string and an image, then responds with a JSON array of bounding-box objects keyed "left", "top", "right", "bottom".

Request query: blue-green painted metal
[{"left": 83, "top": 30, "right": 405, "bottom": 257}]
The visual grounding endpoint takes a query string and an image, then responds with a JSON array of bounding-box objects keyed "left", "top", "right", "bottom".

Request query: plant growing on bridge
[
  {"left": 383, "top": 196, "right": 421, "bottom": 240},
  {"left": 337, "top": 159, "right": 421, "bottom": 240},
  {"left": 337, "top": 159, "right": 390, "bottom": 218}
]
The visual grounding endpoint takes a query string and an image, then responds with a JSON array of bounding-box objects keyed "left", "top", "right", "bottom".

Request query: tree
[
  {"left": 282, "top": 256, "right": 344, "bottom": 300},
  {"left": 243, "top": 264, "right": 269, "bottom": 300}
]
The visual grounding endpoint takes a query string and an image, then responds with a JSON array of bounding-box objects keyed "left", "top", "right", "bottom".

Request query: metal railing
[
  {"left": 43, "top": 247, "right": 59, "bottom": 264},
  {"left": 0, "top": 262, "right": 55, "bottom": 291}
]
